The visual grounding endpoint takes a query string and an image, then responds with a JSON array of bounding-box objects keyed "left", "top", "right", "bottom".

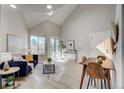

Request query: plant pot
[
  {"left": 7, "top": 80, "right": 13, "bottom": 86},
  {"left": 48, "top": 61, "right": 51, "bottom": 63}
]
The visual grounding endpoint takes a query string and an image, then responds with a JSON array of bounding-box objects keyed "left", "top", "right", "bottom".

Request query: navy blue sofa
[
  {"left": 0, "top": 60, "right": 32, "bottom": 77},
  {"left": 0, "top": 55, "right": 38, "bottom": 77}
]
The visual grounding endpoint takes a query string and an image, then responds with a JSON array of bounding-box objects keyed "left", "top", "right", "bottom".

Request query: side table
[{"left": 0, "top": 67, "right": 20, "bottom": 89}]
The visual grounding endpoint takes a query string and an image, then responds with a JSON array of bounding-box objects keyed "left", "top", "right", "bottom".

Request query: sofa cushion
[
  {"left": 0, "top": 63, "right": 2, "bottom": 70},
  {"left": 33, "top": 55, "right": 38, "bottom": 61},
  {"left": 21, "top": 55, "right": 38, "bottom": 68},
  {"left": 29, "top": 61, "right": 38, "bottom": 68},
  {"left": 13, "top": 56, "right": 25, "bottom": 61},
  {"left": 13, "top": 56, "right": 34, "bottom": 70},
  {"left": 28, "top": 66, "right": 32, "bottom": 74},
  {"left": 8, "top": 61, "right": 31, "bottom": 77},
  {"left": 0, "top": 60, "right": 13, "bottom": 70},
  {"left": 22, "top": 55, "right": 25, "bottom": 59},
  {"left": 28, "top": 63, "right": 34, "bottom": 70}
]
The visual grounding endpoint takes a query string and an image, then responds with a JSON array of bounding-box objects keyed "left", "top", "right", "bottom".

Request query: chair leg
[
  {"left": 91, "top": 78, "right": 93, "bottom": 86},
  {"left": 87, "top": 77, "right": 91, "bottom": 89},
  {"left": 104, "top": 79, "right": 106, "bottom": 89},
  {"left": 101, "top": 80, "right": 103, "bottom": 89},
  {"left": 94, "top": 78, "right": 96, "bottom": 87}
]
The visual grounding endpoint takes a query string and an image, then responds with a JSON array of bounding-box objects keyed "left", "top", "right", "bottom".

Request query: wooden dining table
[{"left": 80, "top": 57, "right": 115, "bottom": 89}]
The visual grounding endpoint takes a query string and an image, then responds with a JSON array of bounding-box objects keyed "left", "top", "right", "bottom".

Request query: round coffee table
[{"left": 0, "top": 67, "right": 20, "bottom": 89}]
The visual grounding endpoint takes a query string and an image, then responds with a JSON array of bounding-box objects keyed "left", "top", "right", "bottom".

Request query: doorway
[{"left": 90, "top": 31, "right": 112, "bottom": 59}]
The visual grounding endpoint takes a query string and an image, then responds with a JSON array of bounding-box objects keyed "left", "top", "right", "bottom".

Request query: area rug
[
  {"left": 32, "top": 62, "right": 65, "bottom": 81},
  {"left": 18, "top": 62, "right": 65, "bottom": 88}
]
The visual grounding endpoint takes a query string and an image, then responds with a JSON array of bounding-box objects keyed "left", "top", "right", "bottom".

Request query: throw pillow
[{"left": 25, "top": 55, "right": 33, "bottom": 61}]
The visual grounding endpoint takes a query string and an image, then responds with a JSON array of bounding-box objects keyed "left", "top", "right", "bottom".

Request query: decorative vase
[{"left": 3, "top": 61, "right": 10, "bottom": 71}]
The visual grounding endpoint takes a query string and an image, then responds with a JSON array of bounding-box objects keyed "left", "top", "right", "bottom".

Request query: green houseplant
[
  {"left": 7, "top": 76, "right": 14, "bottom": 86},
  {"left": 58, "top": 40, "right": 66, "bottom": 57}
]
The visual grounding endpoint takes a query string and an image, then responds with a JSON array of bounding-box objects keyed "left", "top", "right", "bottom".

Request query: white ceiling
[{"left": 6, "top": 4, "right": 77, "bottom": 29}]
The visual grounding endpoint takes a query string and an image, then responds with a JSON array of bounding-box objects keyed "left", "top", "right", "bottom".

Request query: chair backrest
[
  {"left": 97, "top": 55, "right": 106, "bottom": 61},
  {"left": 82, "top": 56, "right": 87, "bottom": 62},
  {"left": 86, "top": 63, "right": 105, "bottom": 79}
]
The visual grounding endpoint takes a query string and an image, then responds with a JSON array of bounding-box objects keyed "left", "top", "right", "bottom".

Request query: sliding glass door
[{"left": 50, "top": 38, "right": 60, "bottom": 59}]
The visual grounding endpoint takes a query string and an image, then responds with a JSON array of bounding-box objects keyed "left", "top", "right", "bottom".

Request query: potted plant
[
  {"left": 47, "top": 57, "right": 52, "bottom": 63},
  {"left": 58, "top": 40, "right": 66, "bottom": 57},
  {"left": 7, "top": 76, "right": 14, "bottom": 86}
]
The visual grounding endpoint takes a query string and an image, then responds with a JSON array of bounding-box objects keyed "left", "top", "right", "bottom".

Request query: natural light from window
[{"left": 30, "top": 36, "right": 46, "bottom": 55}]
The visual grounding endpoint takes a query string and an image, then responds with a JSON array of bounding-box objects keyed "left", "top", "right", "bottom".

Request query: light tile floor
[{"left": 17, "top": 60, "right": 105, "bottom": 89}]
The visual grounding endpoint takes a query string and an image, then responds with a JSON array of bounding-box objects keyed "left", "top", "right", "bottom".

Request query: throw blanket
[{"left": 24, "top": 59, "right": 34, "bottom": 70}]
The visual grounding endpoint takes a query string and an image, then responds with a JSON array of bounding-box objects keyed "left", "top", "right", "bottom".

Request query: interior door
[{"left": 90, "top": 31, "right": 111, "bottom": 58}]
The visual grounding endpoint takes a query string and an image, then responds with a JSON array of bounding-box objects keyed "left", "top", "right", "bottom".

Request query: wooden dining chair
[
  {"left": 86, "top": 62, "right": 107, "bottom": 89},
  {"left": 79, "top": 56, "right": 87, "bottom": 64},
  {"left": 97, "top": 55, "right": 106, "bottom": 61}
]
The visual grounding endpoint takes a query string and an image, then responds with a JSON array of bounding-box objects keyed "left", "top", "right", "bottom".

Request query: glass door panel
[
  {"left": 39, "top": 37, "right": 46, "bottom": 55},
  {"left": 50, "top": 38, "right": 60, "bottom": 59},
  {"left": 30, "top": 36, "right": 38, "bottom": 54}
]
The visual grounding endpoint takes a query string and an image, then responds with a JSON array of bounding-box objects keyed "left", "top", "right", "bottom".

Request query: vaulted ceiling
[{"left": 4, "top": 4, "right": 77, "bottom": 29}]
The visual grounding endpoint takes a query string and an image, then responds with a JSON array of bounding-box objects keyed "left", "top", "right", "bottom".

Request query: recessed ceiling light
[
  {"left": 10, "top": 4, "right": 16, "bottom": 8},
  {"left": 47, "top": 5, "right": 52, "bottom": 9},
  {"left": 46, "top": 11, "right": 54, "bottom": 16}
]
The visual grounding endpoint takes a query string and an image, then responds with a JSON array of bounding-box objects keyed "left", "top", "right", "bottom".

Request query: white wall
[
  {"left": 0, "top": 5, "right": 28, "bottom": 53},
  {"left": 61, "top": 5, "right": 116, "bottom": 61},
  {"left": 110, "top": 4, "right": 122, "bottom": 89},
  {"left": 61, "top": 4, "right": 124, "bottom": 88},
  {"left": 29, "top": 21, "right": 60, "bottom": 60},
  {"left": 0, "top": 5, "right": 1, "bottom": 50},
  {"left": 121, "top": 5, "right": 124, "bottom": 89}
]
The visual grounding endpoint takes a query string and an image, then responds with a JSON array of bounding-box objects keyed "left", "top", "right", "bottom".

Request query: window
[{"left": 30, "top": 36, "right": 46, "bottom": 55}]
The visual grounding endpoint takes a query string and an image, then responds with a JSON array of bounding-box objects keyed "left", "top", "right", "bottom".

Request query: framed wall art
[
  {"left": 67, "top": 40, "right": 75, "bottom": 50},
  {"left": 7, "top": 34, "right": 23, "bottom": 53}
]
